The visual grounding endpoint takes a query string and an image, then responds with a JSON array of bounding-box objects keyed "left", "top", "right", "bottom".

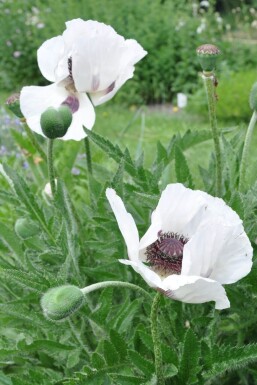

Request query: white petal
[
  {"left": 119, "top": 259, "right": 163, "bottom": 289},
  {"left": 37, "top": 36, "right": 66, "bottom": 82},
  {"left": 90, "top": 40, "right": 147, "bottom": 106},
  {"left": 62, "top": 92, "right": 95, "bottom": 141},
  {"left": 162, "top": 275, "right": 230, "bottom": 310},
  {"left": 64, "top": 19, "right": 146, "bottom": 100},
  {"left": 106, "top": 189, "right": 139, "bottom": 262},
  {"left": 139, "top": 184, "right": 207, "bottom": 251},
  {"left": 182, "top": 221, "right": 253, "bottom": 284},
  {"left": 20, "top": 83, "right": 95, "bottom": 141}
]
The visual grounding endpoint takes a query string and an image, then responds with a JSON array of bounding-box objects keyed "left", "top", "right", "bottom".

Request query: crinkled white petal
[
  {"left": 162, "top": 275, "right": 230, "bottom": 309},
  {"left": 139, "top": 184, "right": 207, "bottom": 251},
  {"left": 182, "top": 221, "right": 253, "bottom": 284},
  {"left": 37, "top": 36, "right": 66, "bottom": 82},
  {"left": 106, "top": 189, "right": 139, "bottom": 261},
  {"left": 62, "top": 18, "right": 147, "bottom": 98},
  {"left": 20, "top": 83, "right": 95, "bottom": 141},
  {"left": 139, "top": 183, "right": 243, "bottom": 254}
]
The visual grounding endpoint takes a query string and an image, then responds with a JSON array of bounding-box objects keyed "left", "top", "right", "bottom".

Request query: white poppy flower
[
  {"left": 20, "top": 19, "right": 147, "bottom": 141},
  {"left": 106, "top": 184, "right": 253, "bottom": 310}
]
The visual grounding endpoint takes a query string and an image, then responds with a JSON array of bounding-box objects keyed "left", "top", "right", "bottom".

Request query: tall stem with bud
[{"left": 196, "top": 44, "right": 222, "bottom": 197}]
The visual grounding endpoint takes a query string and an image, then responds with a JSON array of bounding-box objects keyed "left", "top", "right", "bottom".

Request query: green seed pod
[
  {"left": 249, "top": 82, "right": 257, "bottom": 111},
  {"left": 41, "top": 285, "right": 84, "bottom": 321},
  {"left": 196, "top": 44, "right": 221, "bottom": 72},
  {"left": 6, "top": 93, "right": 24, "bottom": 119},
  {"left": 40, "top": 106, "right": 72, "bottom": 139},
  {"left": 14, "top": 218, "right": 40, "bottom": 240}
]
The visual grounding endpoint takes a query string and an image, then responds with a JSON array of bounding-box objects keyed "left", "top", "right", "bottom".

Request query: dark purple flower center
[
  {"left": 68, "top": 57, "right": 73, "bottom": 79},
  {"left": 146, "top": 231, "right": 188, "bottom": 276}
]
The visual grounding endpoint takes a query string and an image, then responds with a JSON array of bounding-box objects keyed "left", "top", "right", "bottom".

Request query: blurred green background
[{"left": 1, "top": 0, "right": 257, "bottom": 186}]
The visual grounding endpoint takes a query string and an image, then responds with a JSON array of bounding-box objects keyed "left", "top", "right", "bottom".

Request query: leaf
[
  {"left": 17, "top": 339, "right": 74, "bottom": 352},
  {"left": 67, "top": 350, "right": 81, "bottom": 369},
  {"left": 178, "top": 328, "right": 201, "bottom": 385},
  {"left": 103, "top": 340, "right": 119, "bottom": 366},
  {"left": 110, "top": 329, "right": 127, "bottom": 361},
  {"left": 111, "top": 374, "right": 146, "bottom": 385},
  {"left": 91, "top": 352, "right": 105, "bottom": 369},
  {"left": 2, "top": 165, "right": 54, "bottom": 242},
  {"left": 175, "top": 145, "right": 194, "bottom": 188},
  {"left": 229, "top": 191, "right": 244, "bottom": 219},
  {"left": 204, "top": 343, "right": 257, "bottom": 381},
  {"left": 128, "top": 350, "right": 154, "bottom": 377},
  {"left": 0, "top": 268, "right": 49, "bottom": 293},
  {"left": 0, "top": 224, "right": 25, "bottom": 266}
]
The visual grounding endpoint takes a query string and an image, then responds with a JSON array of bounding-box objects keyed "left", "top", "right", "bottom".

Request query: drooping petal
[
  {"left": 119, "top": 259, "right": 164, "bottom": 289},
  {"left": 20, "top": 83, "right": 95, "bottom": 141},
  {"left": 182, "top": 221, "right": 253, "bottom": 284},
  {"left": 37, "top": 36, "right": 67, "bottom": 82},
  {"left": 106, "top": 189, "right": 140, "bottom": 261},
  {"left": 162, "top": 274, "right": 230, "bottom": 310}
]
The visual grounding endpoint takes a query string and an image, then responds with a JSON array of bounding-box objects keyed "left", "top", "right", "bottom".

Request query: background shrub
[{"left": 1, "top": 0, "right": 257, "bottom": 105}]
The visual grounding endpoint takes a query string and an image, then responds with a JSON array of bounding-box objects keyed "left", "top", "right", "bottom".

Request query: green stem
[
  {"left": 239, "top": 111, "right": 257, "bottom": 191},
  {"left": 202, "top": 73, "right": 222, "bottom": 196},
  {"left": 84, "top": 137, "right": 92, "bottom": 175},
  {"left": 151, "top": 292, "right": 164, "bottom": 385},
  {"left": 47, "top": 139, "right": 56, "bottom": 196},
  {"left": 23, "top": 122, "right": 47, "bottom": 162},
  {"left": 81, "top": 281, "right": 152, "bottom": 300}
]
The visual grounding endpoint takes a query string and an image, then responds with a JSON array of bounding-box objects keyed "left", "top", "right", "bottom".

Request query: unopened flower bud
[
  {"left": 40, "top": 106, "right": 72, "bottom": 139},
  {"left": 249, "top": 82, "right": 257, "bottom": 111},
  {"left": 41, "top": 285, "right": 84, "bottom": 321},
  {"left": 6, "top": 93, "right": 24, "bottom": 119},
  {"left": 14, "top": 218, "right": 40, "bottom": 239},
  {"left": 196, "top": 44, "right": 221, "bottom": 72}
]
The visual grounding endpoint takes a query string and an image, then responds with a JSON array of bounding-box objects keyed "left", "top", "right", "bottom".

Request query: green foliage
[{"left": 0, "top": 0, "right": 246, "bottom": 104}]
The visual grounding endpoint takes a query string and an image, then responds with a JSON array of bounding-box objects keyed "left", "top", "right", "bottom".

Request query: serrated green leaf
[
  {"left": 175, "top": 145, "right": 194, "bottom": 188},
  {"left": 111, "top": 374, "right": 146, "bottom": 385},
  {"left": 229, "top": 191, "right": 244, "bottom": 219},
  {"left": 103, "top": 340, "right": 119, "bottom": 366},
  {"left": 0, "top": 223, "right": 25, "bottom": 266},
  {"left": 128, "top": 349, "right": 154, "bottom": 377},
  {"left": 17, "top": 339, "right": 74, "bottom": 352},
  {"left": 2, "top": 165, "right": 55, "bottom": 243},
  {"left": 110, "top": 329, "right": 127, "bottom": 360},
  {"left": 67, "top": 350, "right": 81, "bottom": 369},
  {"left": 0, "top": 371, "right": 12, "bottom": 385},
  {"left": 204, "top": 343, "right": 257, "bottom": 381},
  {"left": 178, "top": 328, "right": 201, "bottom": 385},
  {"left": 0, "top": 268, "right": 49, "bottom": 293},
  {"left": 91, "top": 352, "right": 105, "bottom": 369}
]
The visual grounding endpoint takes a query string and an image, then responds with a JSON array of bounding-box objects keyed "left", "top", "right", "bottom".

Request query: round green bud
[
  {"left": 40, "top": 106, "right": 72, "bottom": 139},
  {"left": 6, "top": 93, "right": 24, "bottom": 119},
  {"left": 41, "top": 285, "right": 84, "bottom": 321},
  {"left": 14, "top": 218, "right": 40, "bottom": 240},
  {"left": 249, "top": 82, "right": 257, "bottom": 111},
  {"left": 196, "top": 44, "right": 221, "bottom": 72}
]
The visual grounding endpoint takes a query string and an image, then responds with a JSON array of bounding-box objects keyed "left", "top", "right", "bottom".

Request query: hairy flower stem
[
  {"left": 47, "top": 139, "right": 56, "bottom": 196},
  {"left": 84, "top": 137, "right": 93, "bottom": 175},
  {"left": 22, "top": 121, "right": 47, "bottom": 162},
  {"left": 151, "top": 292, "right": 164, "bottom": 385},
  {"left": 239, "top": 111, "right": 257, "bottom": 192},
  {"left": 81, "top": 281, "right": 152, "bottom": 300},
  {"left": 202, "top": 72, "right": 222, "bottom": 196}
]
